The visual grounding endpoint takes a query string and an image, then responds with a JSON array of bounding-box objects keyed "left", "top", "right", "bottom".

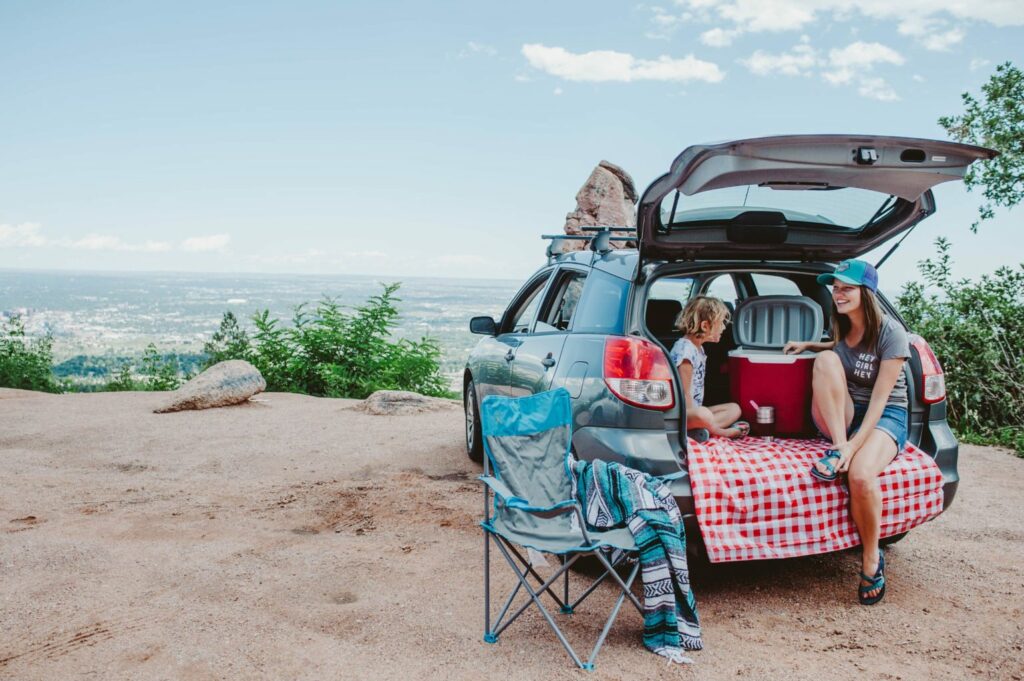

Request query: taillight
[
  {"left": 909, "top": 333, "right": 945, "bottom": 404},
  {"left": 603, "top": 336, "right": 675, "bottom": 410}
]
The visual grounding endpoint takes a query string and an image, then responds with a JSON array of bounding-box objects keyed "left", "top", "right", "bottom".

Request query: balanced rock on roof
[{"left": 562, "top": 160, "right": 638, "bottom": 252}]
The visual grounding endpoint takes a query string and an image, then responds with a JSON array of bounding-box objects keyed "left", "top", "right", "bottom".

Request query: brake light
[
  {"left": 603, "top": 336, "right": 675, "bottom": 410},
  {"left": 909, "top": 334, "right": 945, "bottom": 404}
]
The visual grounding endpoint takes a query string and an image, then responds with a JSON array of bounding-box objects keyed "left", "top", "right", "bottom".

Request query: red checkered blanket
[{"left": 687, "top": 437, "right": 945, "bottom": 563}]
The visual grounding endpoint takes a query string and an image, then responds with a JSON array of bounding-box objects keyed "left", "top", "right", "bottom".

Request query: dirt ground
[{"left": 1, "top": 389, "right": 1022, "bottom": 680}]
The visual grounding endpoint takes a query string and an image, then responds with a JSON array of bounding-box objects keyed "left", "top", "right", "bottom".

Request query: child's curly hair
[{"left": 674, "top": 296, "right": 730, "bottom": 338}]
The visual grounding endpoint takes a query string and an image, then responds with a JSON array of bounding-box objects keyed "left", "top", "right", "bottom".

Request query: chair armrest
[{"left": 478, "top": 476, "right": 578, "bottom": 518}]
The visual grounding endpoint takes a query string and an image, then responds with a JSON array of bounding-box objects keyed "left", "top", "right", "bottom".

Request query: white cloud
[
  {"left": 1, "top": 222, "right": 171, "bottom": 252},
  {"left": 740, "top": 39, "right": 903, "bottom": 101},
  {"left": 434, "top": 254, "right": 488, "bottom": 267},
  {"left": 857, "top": 76, "right": 899, "bottom": 101},
  {"left": 521, "top": 43, "right": 724, "bottom": 83},
  {"left": 181, "top": 234, "right": 231, "bottom": 252},
  {"left": 913, "top": 73, "right": 926, "bottom": 82},
  {"left": 67, "top": 234, "right": 172, "bottom": 252},
  {"left": 740, "top": 44, "right": 817, "bottom": 76},
  {"left": 513, "top": 74, "right": 531, "bottom": 82},
  {"left": 553, "top": 87, "right": 563, "bottom": 95},
  {"left": 0, "top": 222, "right": 47, "bottom": 247},
  {"left": 700, "top": 27, "right": 740, "bottom": 46},
  {"left": 822, "top": 41, "right": 904, "bottom": 85},
  {"left": 660, "top": 1, "right": 1023, "bottom": 50},
  {"left": 458, "top": 41, "right": 497, "bottom": 58},
  {"left": 969, "top": 57, "right": 991, "bottom": 71}
]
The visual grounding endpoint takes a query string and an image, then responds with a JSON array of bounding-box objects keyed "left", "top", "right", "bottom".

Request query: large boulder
[
  {"left": 355, "top": 390, "right": 458, "bottom": 416},
  {"left": 154, "top": 360, "right": 266, "bottom": 413},
  {"left": 562, "top": 160, "right": 638, "bottom": 251}
]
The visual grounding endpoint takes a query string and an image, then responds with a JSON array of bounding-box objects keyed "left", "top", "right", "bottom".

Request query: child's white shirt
[{"left": 669, "top": 337, "right": 706, "bottom": 408}]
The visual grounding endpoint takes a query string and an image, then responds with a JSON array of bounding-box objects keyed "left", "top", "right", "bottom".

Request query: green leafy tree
[
  {"left": 203, "top": 311, "right": 252, "bottom": 367},
  {"left": 139, "top": 343, "right": 182, "bottom": 391},
  {"left": 898, "top": 238, "right": 1024, "bottom": 453},
  {"left": 104, "top": 363, "right": 137, "bottom": 391},
  {"left": 0, "top": 315, "right": 62, "bottom": 393},
  {"left": 939, "top": 61, "right": 1024, "bottom": 232}
]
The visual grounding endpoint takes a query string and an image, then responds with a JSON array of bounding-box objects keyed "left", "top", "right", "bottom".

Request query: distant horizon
[{"left": 0, "top": 265, "right": 525, "bottom": 285}]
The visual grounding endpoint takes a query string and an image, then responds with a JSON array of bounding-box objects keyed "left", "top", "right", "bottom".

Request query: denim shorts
[{"left": 815, "top": 402, "right": 908, "bottom": 453}]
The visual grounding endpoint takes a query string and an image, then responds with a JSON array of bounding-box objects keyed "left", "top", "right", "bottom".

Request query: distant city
[{"left": 1, "top": 269, "right": 520, "bottom": 384}]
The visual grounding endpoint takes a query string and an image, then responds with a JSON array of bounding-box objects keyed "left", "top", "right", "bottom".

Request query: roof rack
[{"left": 541, "top": 225, "right": 637, "bottom": 261}]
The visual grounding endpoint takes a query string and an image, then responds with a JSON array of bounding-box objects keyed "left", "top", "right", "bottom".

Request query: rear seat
[{"left": 645, "top": 298, "right": 682, "bottom": 348}]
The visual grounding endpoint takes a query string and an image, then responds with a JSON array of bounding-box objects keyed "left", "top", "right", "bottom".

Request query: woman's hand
[
  {"left": 834, "top": 441, "right": 858, "bottom": 473},
  {"left": 783, "top": 341, "right": 809, "bottom": 355}
]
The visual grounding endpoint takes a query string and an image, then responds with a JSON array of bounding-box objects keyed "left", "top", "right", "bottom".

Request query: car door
[
  {"left": 510, "top": 267, "right": 587, "bottom": 397},
  {"left": 473, "top": 270, "right": 553, "bottom": 399}
]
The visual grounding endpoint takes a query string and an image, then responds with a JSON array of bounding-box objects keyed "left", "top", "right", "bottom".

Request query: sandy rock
[
  {"left": 563, "top": 160, "right": 638, "bottom": 251},
  {"left": 154, "top": 360, "right": 266, "bottom": 413},
  {"left": 356, "top": 390, "right": 458, "bottom": 415}
]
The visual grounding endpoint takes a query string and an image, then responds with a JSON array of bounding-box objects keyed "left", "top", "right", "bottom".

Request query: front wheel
[{"left": 465, "top": 378, "right": 484, "bottom": 463}]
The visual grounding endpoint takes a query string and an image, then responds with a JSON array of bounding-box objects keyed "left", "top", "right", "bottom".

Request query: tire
[
  {"left": 880, "top": 531, "right": 908, "bottom": 547},
  {"left": 465, "top": 378, "right": 484, "bottom": 463}
]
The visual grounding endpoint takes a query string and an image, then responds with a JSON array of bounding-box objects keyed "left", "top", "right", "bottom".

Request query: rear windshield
[{"left": 661, "top": 185, "right": 896, "bottom": 231}]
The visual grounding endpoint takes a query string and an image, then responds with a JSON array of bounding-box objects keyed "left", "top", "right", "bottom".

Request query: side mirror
[{"left": 470, "top": 316, "right": 498, "bottom": 335}]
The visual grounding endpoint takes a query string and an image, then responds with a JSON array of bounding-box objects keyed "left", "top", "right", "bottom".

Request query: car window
[
  {"left": 649, "top": 277, "right": 694, "bottom": 305},
  {"left": 751, "top": 273, "right": 801, "bottom": 296},
  {"left": 704, "top": 274, "right": 738, "bottom": 305},
  {"left": 505, "top": 274, "right": 549, "bottom": 333},
  {"left": 572, "top": 269, "right": 628, "bottom": 334},
  {"left": 540, "top": 270, "right": 587, "bottom": 332}
]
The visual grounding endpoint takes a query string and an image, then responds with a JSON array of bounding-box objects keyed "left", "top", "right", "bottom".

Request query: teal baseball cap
[{"left": 816, "top": 259, "right": 879, "bottom": 292}]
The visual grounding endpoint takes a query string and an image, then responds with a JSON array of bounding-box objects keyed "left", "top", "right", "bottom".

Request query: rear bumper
[{"left": 924, "top": 418, "right": 959, "bottom": 511}]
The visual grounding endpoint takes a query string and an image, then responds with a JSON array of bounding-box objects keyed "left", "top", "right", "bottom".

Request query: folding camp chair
[{"left": 479, "top": 388, "right": 644, "bottom": 670}]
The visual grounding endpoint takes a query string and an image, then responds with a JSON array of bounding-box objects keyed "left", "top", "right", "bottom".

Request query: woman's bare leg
[
  {"left": 847, "top": 429, "right": 899, "bottom": 598},
  {"left": 810, "top": 351, "right": 854, "bottom": 474}
]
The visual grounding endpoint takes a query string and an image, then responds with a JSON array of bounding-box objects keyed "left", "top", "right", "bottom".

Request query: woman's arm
[
  {"left": 837, "top": 357, "right": 905, "bottom": 470},
  {"left": 783, "top": 339, "right": 837, "bottom": 354}
]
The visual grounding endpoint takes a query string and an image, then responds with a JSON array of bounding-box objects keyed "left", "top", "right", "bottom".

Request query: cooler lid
[{"left": 733, "top": 295, "right": 823, "bottom": 349}]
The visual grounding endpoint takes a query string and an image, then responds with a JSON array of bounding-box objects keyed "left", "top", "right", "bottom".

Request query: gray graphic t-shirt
[
  {"left": 833, "top": 316, "right": 910, "bottom": 408},
  {"left": 670, "top": 337, "right": 706, "bottom": 407}
]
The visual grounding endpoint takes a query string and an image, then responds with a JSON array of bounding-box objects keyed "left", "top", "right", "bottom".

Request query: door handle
[
  {"left": 542, "top": 352, "right": 556, "bottom": 369},
  {"left": 505, "top": 350, "right": 515, "bottom": 362}
]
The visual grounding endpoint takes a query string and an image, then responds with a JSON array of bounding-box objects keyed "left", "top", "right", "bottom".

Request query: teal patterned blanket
[{"left": 571, "top": 459, "right": 702, "bottom": 661}]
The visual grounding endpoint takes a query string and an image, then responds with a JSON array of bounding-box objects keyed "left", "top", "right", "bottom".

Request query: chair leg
[
  {"left": 561, "top": 555, "right": 572, "bottom": 614},
  {"left": 492, "top": 539, "right": 588, "bottom": 669},
  {"left": 484, "top": 528, "right": 495, "bottom": 643},
  {"left": 586, "top": 559, "right": 640, "bottom": 667}
]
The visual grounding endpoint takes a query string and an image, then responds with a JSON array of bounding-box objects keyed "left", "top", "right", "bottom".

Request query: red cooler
[
  {"left": 728, "top": 349, "right": 815, "bottom": 434},
  {"left": 728, "top": 295, "right": 824, "bottom": 436}
]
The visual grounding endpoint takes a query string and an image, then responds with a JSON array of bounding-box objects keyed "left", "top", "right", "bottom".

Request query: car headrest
[{"left": 646, "top": 298, "right": 683, "bottom": 335}]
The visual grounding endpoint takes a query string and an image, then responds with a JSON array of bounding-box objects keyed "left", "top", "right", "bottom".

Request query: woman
[{"left": 783, "top": 259, "right": 910, "bottom": 605}]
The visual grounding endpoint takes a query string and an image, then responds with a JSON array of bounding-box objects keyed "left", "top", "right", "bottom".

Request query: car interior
[{"left": 645, "top": 270, "right": 835, "bottom": 428}]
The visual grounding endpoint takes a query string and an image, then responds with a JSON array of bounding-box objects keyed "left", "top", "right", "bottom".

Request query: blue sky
[{"left": 1, "top": 1, "right": 1022, "bottom": 288}]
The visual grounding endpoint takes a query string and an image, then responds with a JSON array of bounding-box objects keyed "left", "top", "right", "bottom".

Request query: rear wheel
[
  {"left": 880, "top": 531, "right": 907, "bottom": 547},
  {"left": 465, "top": 378, "right": 484, "bottom": 463}
]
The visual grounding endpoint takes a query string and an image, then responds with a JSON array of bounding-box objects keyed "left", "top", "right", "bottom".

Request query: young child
[{"left": 670, "top": 296, "right": 748, "bottom": 441}]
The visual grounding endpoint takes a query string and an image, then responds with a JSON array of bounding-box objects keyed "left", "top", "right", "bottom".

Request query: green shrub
[
  {"left": 104, "top": 363, "right": 137, "bottom": 391},
  {"left": 101, "top": 345, "right": 184, "bottom": 392},
  {"left": 897, "top": 238, "right": 1024, "bottom": 454},
  {"left": 0, "top": 316, "right": 61, "bottom": 393},
  {"left": 205, "top": 283, "right": 452, "bottom": 399}
]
